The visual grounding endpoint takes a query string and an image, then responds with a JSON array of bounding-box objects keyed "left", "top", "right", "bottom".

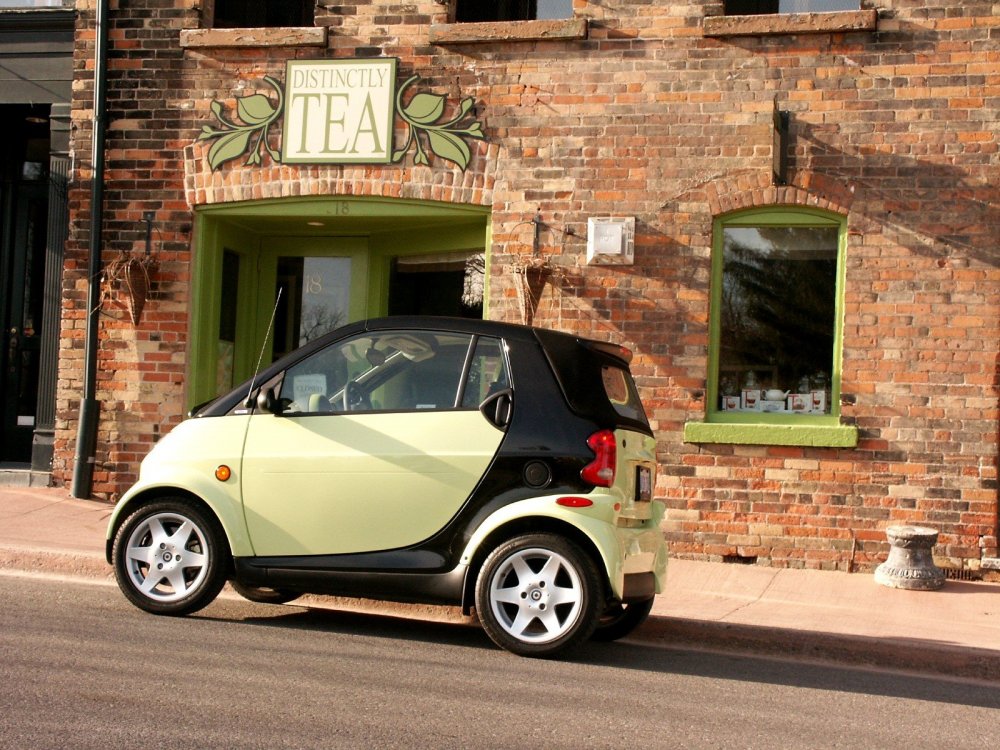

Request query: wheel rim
[
  {"left": 123, "top": 512, "right": 210, "bottom": 603},
  {"left": 488, "top": 547, "right": 584, "bottom": 645}
]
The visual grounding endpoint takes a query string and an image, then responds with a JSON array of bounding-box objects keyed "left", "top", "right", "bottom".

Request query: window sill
[
  {"left": 684, "top": 421, "right": 858, "bottom": 448},
  {"left": 429, "top": 17, "right": 588, "bottom": 45},
  {"left": 703, "top": 9, "right": 877, "bottom": 38},
  {"left": 180, "top": 26, "right": 327, "bottom": 49}
]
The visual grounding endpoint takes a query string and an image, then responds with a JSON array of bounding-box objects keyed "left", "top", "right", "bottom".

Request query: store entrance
[
  {"left": 191, "top": 197, "right": 490, "bottom": 410},
  {"left": 0, "top": 107, "right": 50, "bottom": 464}
]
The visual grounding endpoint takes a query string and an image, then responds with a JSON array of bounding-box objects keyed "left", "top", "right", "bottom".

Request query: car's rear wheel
[
  {"left": 591, "top": 597, "right": 654, "bottom": 641},
  {"left": 475, "top": 533, "right": 601, "bottom": 657},
  {"left": 112, "top": 499, "right": 228, "bottom": 616},
  {"left": 230, "top": 581, "right": 301, "bottom": 605}
]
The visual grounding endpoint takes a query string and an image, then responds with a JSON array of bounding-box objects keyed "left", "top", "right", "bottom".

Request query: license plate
[{"left": 636, "top": 466, "right": 652, "bottom": 502}]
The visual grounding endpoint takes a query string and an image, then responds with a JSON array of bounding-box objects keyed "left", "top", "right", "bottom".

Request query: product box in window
[
  {"left": 788, "top": 393, "right": 810, "bottom": 413},
  {"left": 741, "top": 389, "right": 761, "bottom": 411},
  {"left": 810, "top": 390, "right": 826, "bottom": 413},
  {"left": 721, "top": 395, "right": 741, "bottom": 411}
]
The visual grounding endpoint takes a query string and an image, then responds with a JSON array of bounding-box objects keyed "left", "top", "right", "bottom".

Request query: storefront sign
[
  {"left": 198, "top": 60, "right": 484, "bottom": 172},
  {"left": 284, "top": 59, "right": 396, "bottom": 164}
]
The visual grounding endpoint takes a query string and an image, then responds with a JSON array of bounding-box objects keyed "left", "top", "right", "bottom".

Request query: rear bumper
[{"left": 611, "top": 519, "right": 668, "bottom": 600}]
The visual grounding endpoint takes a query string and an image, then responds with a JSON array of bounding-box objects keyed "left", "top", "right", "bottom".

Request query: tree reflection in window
[{"left": 719, "top": 225, "right": 837, "bottom": 412}]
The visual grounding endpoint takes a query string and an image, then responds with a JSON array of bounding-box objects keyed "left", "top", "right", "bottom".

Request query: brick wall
[{"left": 58, "top": 0, "right": 999, "bottom": 572}]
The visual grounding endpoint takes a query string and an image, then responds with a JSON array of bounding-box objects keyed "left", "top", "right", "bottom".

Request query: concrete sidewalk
[{"left": 1, "top": 485, "right": 998, "bottom": 680}]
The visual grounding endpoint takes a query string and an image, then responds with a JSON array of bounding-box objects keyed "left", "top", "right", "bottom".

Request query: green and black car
[{"left": 107, "top": 317, "right": 666, "bottom": 657}]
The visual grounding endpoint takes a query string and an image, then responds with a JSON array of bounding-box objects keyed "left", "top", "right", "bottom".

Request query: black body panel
[{"left": 234, "top": 557, "right": 468, "bottom": 606}]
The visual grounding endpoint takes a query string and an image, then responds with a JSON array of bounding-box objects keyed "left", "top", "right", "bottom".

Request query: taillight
[{"left": 581, "top": 430, "right": 617, "bottom": 487}]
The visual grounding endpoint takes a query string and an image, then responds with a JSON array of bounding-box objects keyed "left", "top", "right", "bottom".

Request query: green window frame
[{"left": 684, "top": 206, "right": 858, "bottom": 447}]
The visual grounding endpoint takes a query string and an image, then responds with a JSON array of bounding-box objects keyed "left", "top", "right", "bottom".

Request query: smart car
[{"left": 107, "top": 317, "right": 667, "bottom": 657}]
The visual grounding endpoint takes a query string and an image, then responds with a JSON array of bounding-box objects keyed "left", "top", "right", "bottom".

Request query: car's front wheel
[
  {"left": 112, "top": 499, "right": 228, "bottom": 616},
  {"left": 475, "top": 533, "right": 602, "bottom": 657}
]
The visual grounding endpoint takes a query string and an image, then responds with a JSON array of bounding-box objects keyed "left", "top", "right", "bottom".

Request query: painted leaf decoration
[
  {"left": 427, "top": 129, "right": 471, "bottom": 170},
  {"left": 404, "top": 93, "right": 446, "bottom": 125},
  {"left": 207, "top": 129, "right": 252, "bottom": 171},
  {"left": 237, "top": 94, "right": 275, "bottom": 126}
]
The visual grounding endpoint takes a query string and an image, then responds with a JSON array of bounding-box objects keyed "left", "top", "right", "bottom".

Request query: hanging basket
[{"left": 100, "top": 253, "right": 158, "bottom": 326}]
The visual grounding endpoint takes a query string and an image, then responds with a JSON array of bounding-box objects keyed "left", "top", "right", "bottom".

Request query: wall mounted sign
[
  {"left": 198, "top": 59, "right": 485, "bottom": 172},
  {"left": 284, "top": 59, "right": 396, "bottom": 164}
]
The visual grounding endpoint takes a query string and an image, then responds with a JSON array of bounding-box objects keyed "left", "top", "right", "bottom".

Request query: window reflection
[{"left": 719, "top": 226, "right": 837, "bottom": 414}]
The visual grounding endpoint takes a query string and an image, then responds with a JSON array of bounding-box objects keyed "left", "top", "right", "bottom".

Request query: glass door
[
  {"left": 272, "top": 255, "right": 354, "bottom": 360},
  {"left": 262, "top": 237, "right": 368, "bottom": 363}
]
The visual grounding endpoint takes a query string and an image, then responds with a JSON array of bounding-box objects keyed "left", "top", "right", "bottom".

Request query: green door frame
[{"left": 190, "top": 196, "right": 490, "bottom": 410}]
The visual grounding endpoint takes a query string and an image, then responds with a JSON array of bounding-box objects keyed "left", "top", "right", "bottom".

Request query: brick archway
[
  {"left": 182, "top": 141, "right": 500, "bottom": 210},
  {"left": 707, "top": 169, "right": 857, "bottom": 218}
]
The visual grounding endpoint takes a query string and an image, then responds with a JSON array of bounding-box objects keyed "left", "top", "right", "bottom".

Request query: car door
[{"left": 240, "top": 330, "right": 510, "bottom": 557}]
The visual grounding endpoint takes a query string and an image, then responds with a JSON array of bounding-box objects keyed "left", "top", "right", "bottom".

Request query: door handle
[{"left": 479, "top": 388, "right": 513, "bottom": 429}]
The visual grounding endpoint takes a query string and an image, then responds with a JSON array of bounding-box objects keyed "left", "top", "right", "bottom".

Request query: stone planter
[{"left": 874, "top": 526, "right": 945, "bottom": 591}]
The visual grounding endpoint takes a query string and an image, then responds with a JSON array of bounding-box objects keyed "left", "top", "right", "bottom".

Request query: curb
[
  {"left": 4, "top": 545, "right": 997, "bottom": 681},
  {"left": 635, "top": 616, "right": 1000, "bottom": 683},
  {"left": 0, "top": 545, "right": 112, "bottom": 582}
]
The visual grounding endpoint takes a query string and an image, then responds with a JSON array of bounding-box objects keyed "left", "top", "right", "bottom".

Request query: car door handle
[{"left": 479, "top": 389, "right": 513, "bottom": 429}]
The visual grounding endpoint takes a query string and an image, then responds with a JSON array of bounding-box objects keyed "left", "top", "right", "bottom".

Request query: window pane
[
  {"left": 601, "top": 365, "right": 647, "bottom": 424},
  {"left": 724, "top": 0, "right": 856, "bottom": 13},
  {"left": 537, "top": 0, "right": 573, "bottom": 20},
  {"left": 273, "top": 256, "right": 351, "bottom": 360},
  {"left": 213, "top": 0, "right": 313, "bottom": 28},
  {"left": 718, "top": 226, "right": 837, "bottom": 415},
  {"left": 279, "top": 331, "right": 474, "bottom": 413},
  {"left": 462, "top": 337, "right": 509, "bottom": 408},
  {"left": 779, "top": 0, "right": 856, "bottom": 10},
  {"left": 455, "top": 0, "right": 572, "bottom": 22}
]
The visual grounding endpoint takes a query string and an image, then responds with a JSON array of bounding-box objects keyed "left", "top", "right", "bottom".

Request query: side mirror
[{"left": 256, "top": 386, "right": 280, "bottom": 415}]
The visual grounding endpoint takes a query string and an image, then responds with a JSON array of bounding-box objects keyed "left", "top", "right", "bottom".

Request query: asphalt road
[{"left": 1, "top": 572, "right": 998, "bottom": 750}]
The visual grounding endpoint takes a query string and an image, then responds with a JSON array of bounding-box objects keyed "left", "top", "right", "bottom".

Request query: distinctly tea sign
[
  {"left": 199, "top": 58, "right": 484, "bottom": 172},
  {"left": 283, "top": 59, "right": 397, "bottom": 164}
]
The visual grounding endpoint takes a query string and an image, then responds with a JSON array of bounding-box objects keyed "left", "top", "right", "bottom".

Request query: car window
[
  {"left": 601, "top": 365, "right": 646, "bottom": 424},
  {"left": 278, "top": 331, "right": 475, "bottom": 413},
  {"left": 461, "top": 337, "right": 510, "bottom": 408}
]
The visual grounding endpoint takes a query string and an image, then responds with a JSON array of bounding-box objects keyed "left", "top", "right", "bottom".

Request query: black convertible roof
[{"left": 194, "top": 316, "right": 640, "bottom": 426}]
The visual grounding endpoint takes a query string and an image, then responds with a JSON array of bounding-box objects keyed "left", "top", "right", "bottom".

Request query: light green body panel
[
  {"left": 459, "top": 494, "right": 668, "bottom": 601},
  {"left": 106, "top": 416, "right": 255, "bottom": 556},
  {"left": 240, "top": 410, "right": 504, "bottom": 556}
]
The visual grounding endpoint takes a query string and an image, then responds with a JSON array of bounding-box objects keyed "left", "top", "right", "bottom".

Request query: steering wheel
[{"left": 342, "top": 381, "right": 371, "bottom": 411}]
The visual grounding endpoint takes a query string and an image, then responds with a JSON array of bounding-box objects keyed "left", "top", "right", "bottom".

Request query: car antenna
[{"left": 244, "top": 287, "right": 283, "bottom": 409}]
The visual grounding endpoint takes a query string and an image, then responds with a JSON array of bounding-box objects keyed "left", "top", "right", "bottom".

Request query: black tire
[
  {"left": 475, "top": 533, "right": 602, "bottom": 658},
  {"left": 591, "top": 597, "right": 654, "bottom": 642},
  {"left": 231, "top": 581, "right": 301, "bottom": 605},
  {"left": 112, "top": 498, "right": 228, "bottom": 616}
]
